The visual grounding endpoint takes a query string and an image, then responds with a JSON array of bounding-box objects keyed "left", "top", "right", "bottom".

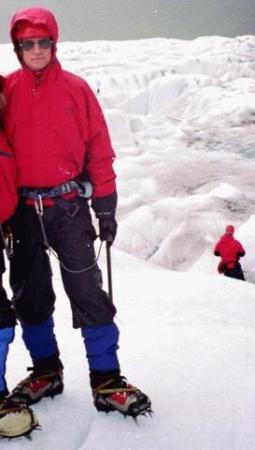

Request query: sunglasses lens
[
  {"left": 38, "top": 38, "right": 53, "bottom": 49},
  {"left": 19, "top": 38, "right": 53, "bottom": 51},
  {"left": 20, "top": 40, "right": 34, "bottom": 51}
]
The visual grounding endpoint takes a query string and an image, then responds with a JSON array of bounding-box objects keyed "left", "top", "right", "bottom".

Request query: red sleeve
[
  {"left": 237, "top": 241, "right": 245, "bottom": 256},
  {"left": 0, "top": 134, "right": 18, "bottom": 223},
  {"left": 214, "top": 241, "right": 221, "bottom": 255}
]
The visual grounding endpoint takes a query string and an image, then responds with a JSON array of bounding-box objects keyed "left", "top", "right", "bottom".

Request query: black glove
[
  {"left": 92, "top": 192, "right": 117, "bottom": 218},
  {"left": 92, "top": 192, "right": 118, "bottom": 246},
  {"left": 98, "top": 217, "right": 117, "bottom": 246}
]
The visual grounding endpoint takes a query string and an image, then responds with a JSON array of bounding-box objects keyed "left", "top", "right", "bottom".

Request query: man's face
[{"left": 19, "top": 37, "right": 53, "bottom": 71}]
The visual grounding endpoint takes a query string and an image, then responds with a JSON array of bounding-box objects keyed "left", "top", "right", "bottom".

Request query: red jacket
[
  {"left": 214, "top": 234, "right": 245, "bottom": 269},
  {"left": 0, "top": 131, "right": 18, "bottom": 223},
  {"left": 5, "top": 8, "right": 116, "bottom": 199}
]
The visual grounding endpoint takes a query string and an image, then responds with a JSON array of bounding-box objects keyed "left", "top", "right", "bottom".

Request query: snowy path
[{"left": 4, "top": 251, "right": 255, "bottom": 450}]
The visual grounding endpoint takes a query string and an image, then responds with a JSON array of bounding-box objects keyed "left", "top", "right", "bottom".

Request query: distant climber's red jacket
[
  {"left": 4, "top": 7, "right": 116, "bottom": 199},
  {"left": 214, "top": 234, "right": 245, "bottom": 269},
  {"left": 0, "top": 131, "right": 17, "bottom": 223}
]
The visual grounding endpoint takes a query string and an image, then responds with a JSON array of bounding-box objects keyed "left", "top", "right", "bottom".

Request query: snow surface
[{"left": 1, "top": 35, "right": 255, "bottom": 449}]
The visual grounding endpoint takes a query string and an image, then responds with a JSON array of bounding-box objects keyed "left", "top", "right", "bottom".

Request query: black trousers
[
  {"left": 10, "top": 197, "right": 116, "bottom": 328},
  {"left": 224, "top": 262, "right": 245, "bottom": 281},
  {"left": 0, "top": 247, "right": 5, "bottom": 275}
]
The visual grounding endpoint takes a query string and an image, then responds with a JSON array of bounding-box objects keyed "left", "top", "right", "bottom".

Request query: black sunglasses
[{"left": 18, "top": 37, "right": 53, "bottom": 51}]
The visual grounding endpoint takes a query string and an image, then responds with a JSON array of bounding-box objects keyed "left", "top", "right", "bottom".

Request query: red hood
[
  {"left": 10, "top": 7, "right": 58, "bottom": 63},
  {"left": 219, "top": 234, "right": 234, "bottom": 243},
  {"left": 0, "top": 75, "right": 5, "bottom": 92}
]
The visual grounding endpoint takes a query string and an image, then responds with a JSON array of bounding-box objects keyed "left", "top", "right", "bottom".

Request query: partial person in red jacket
[
  {"left": 214, "top": 224, "right": 245, "bottom": 280},
  {"left": 0, "top": 74, "right": 38, "bottom": 437},
  {"left": 4, "top": 7, "right": 151, "bottom": 419}
]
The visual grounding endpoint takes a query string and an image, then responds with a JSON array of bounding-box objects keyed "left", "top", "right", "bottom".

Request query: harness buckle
[{"left": 34, "top": 195, "right": 44, "bottom": 216}]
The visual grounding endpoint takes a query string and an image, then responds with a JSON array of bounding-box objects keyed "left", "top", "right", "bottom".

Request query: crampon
[
  {"left": 10, "top": 366, "right": 64, "bottom": 405},
  {"left": 0, "top": 394, "right": 39, "bottom": 439},
  {"left": 93, "top": 376, "right": 152, "bottom": 420}
]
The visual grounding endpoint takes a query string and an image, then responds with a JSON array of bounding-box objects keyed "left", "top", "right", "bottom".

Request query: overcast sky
[{"left": 0, "top": 0, "right": 255, "bottom": 43}]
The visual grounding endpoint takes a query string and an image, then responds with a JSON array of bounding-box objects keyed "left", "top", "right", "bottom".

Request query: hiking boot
[
  {"left": 10, "top": 366, "right": 64, "bottom": 406},
  {"left": 0, "top": 392, "right": 39, "bottom": 438},
  {"left": 93, "top": 376, "right": 152, "bottom": 418}
]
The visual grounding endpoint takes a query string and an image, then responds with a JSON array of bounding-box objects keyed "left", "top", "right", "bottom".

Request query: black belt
[{"left": 19, "top": 180, "right": 92, "bottom": 199}]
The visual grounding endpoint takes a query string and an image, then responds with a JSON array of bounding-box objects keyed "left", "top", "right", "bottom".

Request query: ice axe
[{"left": 106, "top": 236, "right": 113, "bottom": 302}]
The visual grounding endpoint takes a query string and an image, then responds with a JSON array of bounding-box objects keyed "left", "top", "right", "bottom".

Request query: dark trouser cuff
[
  {"left": 0, "top": 287, "right": 16, "bottom": 328},
  {"left": 90, "top": 368, "right": 120, "bottom": 389},
  {"left": 0, "top": 390, "right": 9, "bottom": 402},
  {"left": 33, "top": 351, "right": 63, "bottom": 373}
]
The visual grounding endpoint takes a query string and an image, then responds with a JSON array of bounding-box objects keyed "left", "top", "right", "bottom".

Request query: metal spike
[{"left": 132, "top": 416, "right": 139, "bottom": 425}]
